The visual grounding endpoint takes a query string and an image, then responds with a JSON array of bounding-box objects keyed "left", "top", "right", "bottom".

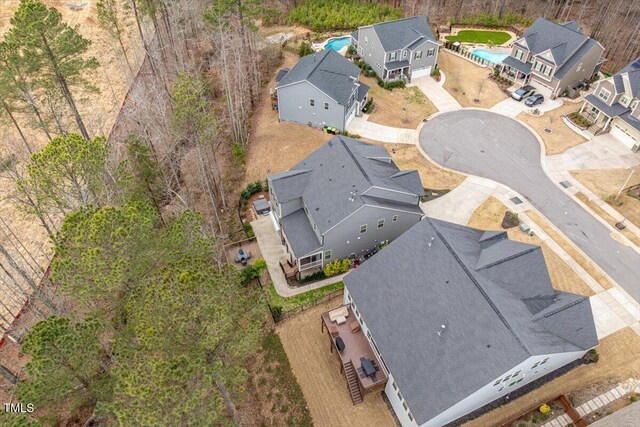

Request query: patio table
[{"left": 361, "top": 357, "right": 376, "bottom": 377}]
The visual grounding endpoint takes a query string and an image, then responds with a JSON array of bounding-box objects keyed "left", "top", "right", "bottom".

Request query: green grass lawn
[
  {"left": 268, "top": 281, "right": 344, "bottom": 311},
  {"left": 445, "top": 30, "right": 511, "bottom": 45}
]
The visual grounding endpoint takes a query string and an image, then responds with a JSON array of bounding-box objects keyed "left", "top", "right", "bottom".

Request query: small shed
[{"left": 253, "top": 199, "right": 270, "bottom": 215}]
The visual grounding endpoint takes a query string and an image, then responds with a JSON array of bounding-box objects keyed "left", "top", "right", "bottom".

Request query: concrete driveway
[
  {"left": 547, "top": 133, "right": 640, "bottom": 172},
  {"left": 490, "top": 97, "right": 563, "bottom": 118},
  {"left": 419, "top": 109, "right": 640, "bottom": 303},
  {"left": 347, "top": 116, "right": 417, "bottom": 144},
  {"left": 410, "top": 76, "right": 461, "bottom": 112}
]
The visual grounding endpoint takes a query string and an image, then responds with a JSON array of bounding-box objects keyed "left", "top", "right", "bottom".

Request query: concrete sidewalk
[
  {"left": 252, "top": 215, "right": 345, "bottom": 297},
  {"left": 420, "top": 176, "right": 497, "bottom": 225},
  {"left": 409, "top": 76, "right": 461, "bottom": 112},
  {"left": 347, "top": 115, "right": 417, "bottom": 143}
]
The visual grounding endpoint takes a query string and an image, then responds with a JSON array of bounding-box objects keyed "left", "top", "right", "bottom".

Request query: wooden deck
[{"left": 321, "top": 305, "right": 388, "bottom": 405}]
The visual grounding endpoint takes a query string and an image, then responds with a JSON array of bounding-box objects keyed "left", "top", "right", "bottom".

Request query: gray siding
[
  {"left": 358, "top": 26, "right": 389, "bottom": 78},
  {"left": 555, "top": 43, "right": 605, "bottom": 97},
  {"left": 280, "top": 198, "right": 303, "bottom": 218},
  {"left": 321, "top": 205, "right": 422, "bottom": 263},
  {"left": 408, "top": 40, "right": 438, "bottom": 75},
  {"left": 277, "top": 81, "right": 346, "bottom": 130},
  {"left": 592, "top": 79, "right": 619, "bottom": 106}
]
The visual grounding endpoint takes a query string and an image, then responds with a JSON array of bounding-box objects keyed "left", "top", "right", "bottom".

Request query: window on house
[
  {"left": 377, "top": 219, "right": 385, "bottom": 229},
  {"left": 408, "top": 412, "right": 414, "bottom": 422},
  {"left": 502, "top": 374, "right": 512, "bottom": 382},
  {"left": 360, "top": 224, "right": 367, "bottom": 234},
  {"left": 392, "top": 215, "right": 398, "bottom": 222},
  {"left": 390, "top": 52, "right": 397, "bottom": 61},
  {"left": 397, "top": 391, "right": 404, "bottom": 402},
  {"left": 324, "top": 102, "right": 329, "bottom": 110},
  {"left": 392, "top": 382, "right": 398, "bottom": 391},
  {"left": 620, "top": 95, "right": 630, "bottom": 106},
  {"left": 509, "top": 381, "right": 517, "bottom": 387},
  {"left": 531, "top": 361, "right": 540, "bottom": 369},
  {"left": 415, "top": 50, "right": 423, "bottom": 59},
  {"left": 515, "top": 378, "right": 523, "bottom": 385},
  {"left": 304, "top": 206, "right": 309, "bottom": 215},
  {"left": 514, "top": 50, "right": 523, "bottom": 61},
  {"left": 324, "top": 250, "right": 332, "bottom": 260},
  {"left": 403, "top": 50, "right": 407, "bottom": 58},
  {"left": 427, "top": 48, "right": 434, "bottom": 57},
  {"left": 513, "top": 370, "right": 521, "bottom": 377},
  {"left": 540, "top": 357, "right": 549, "bottom": 365},
  {"left": 598, "top": 88, "right": 611, "bottom": 101},
  {"left": 349, "top": 252, "right": 356, "bottom": 259},
  {"left": 309, "top": 99, "right": 315, "bottom": 107},
  {"left": 631, "top": 99, "right": 639, "bottom": 110},
  {"left": 493, "top": 379, "right": 502, "bottom": 386},
  {"left": 402, "top": 401, "right": 408, "bottom": 411}
]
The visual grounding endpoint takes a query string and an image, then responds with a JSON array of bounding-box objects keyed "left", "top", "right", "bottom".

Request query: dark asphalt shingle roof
[
  {"left": 554, "top": 38, "right": 600, "bottom": 79},
  {"left": 280, "top": 209, "right": 321, "bottom": 258},
  {"left": 516, "top": 17, "right": 593, "bottom": 68},
  {"left": 367, "top": 16, "right": 436, "bottom": 52},
  {"left": 344, "top": 218, "right": 598, "bottom": 425},
  {"left": 277, "top": 50, "right": 362, "bottom": 105},
  {"left": 269, "top": 136, "right": 423, "bottom": 234},
  {"left": 275, "top": 68, "right": 290, "bottom": 83},
  {"left": 385, "top": 59, "right": 410, "bottom": 70},
  {"left": 356, "top": 82, "right": 369, "bottom": 102},
  {"left": 350, "top": 29, "right": 359, "bottom": 41},
  {"left": 619, "top": 112, "right": 640, "bottom": 132},
  {"left": 584, "top": 94, "right": 630, "bottom": 117},
  {"left": 502, "top": 56, "right": 532, "bottom": 74},
  {"left": 613, "top": 58, "right": 640, "bottom": 98}
]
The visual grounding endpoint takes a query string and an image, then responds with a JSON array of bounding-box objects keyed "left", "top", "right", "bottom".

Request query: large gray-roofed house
[
  {"left": 343, "top": 218, "right": 598, "bottom": 427},
  {"left": 352, "top": 16, "right": 439, "bottom": 82},
  {"left": 580, "top": 58, "right": 640, "bottom": 151},
  {"left": 268, "top": 136, "right": 424, "bottom": 277},
  {"left": 500, "top": 17, "right": 605, "bottom": 99},
  {"left": 275, "top": 49, "right": 369, "bottom": 131}
]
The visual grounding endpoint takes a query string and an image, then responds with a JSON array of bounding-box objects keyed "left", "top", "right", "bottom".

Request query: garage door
[
  {"left": 411, "top": 66, "right": 431, "bottom": 80},
  {"left": 611, "top": 124, "right": 638, "bottom": 150},
  {"left": 530, "top": 79, "right": 553, "bottom": 98}
]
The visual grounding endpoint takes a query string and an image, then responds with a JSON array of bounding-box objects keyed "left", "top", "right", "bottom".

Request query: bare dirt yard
[
  {"left": 465, "top": 327, "right": 640, "bottom": 427},
  {"left": 574, "top": 192, "right": 640, "bottom": 247},
  {"left": 518, "top": 103, "right": 587, "bottom": 155},
  {"left": 570, "top": 167, "right": 640, "bottom": 227},
  {"left": 277, "top": 295, "right": 397, "bottom": 427},
  {"left": 0, "top": 0, "right": 143, "bottom": 328},
  {"left": 361, "top": 76, "right": 437, "bottom": 128},
  {"left": 385, "top": 143, "right": 466, "bottom": 190},
  {"left": 244, "top": 50, "right": 331, "bottom": 184},
  {"left": 438, "top": 50, "right": 506, "bottom": 108},
  {"left": 467, "top": 197, "right": 595, "bottom": 297}
]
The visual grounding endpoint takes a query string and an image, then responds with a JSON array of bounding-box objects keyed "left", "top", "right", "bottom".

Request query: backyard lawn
[
  {"left": 445, "top": 30, "right": 512, "bottom": 45},
  {"left": 361, "top": 75, "right": 437, "bottom": 128},
  {"left": 277, "top": 296, "right": 397, "bottom": 427},
  {"left": 268, "top": 281, "right": 344, "bottom": 312},
  {"left": 439, "top": 51, "right": 506, "bottom": 108}
]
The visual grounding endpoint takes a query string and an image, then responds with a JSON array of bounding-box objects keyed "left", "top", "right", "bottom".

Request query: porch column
[
  {"left": 579, "top": 103, "right": 586, "bottom": 114},
  {"left": 605, "top": 116, "right": 613, "bottom": 129}
]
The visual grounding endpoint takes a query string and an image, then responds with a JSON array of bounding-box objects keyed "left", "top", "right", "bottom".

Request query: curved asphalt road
[{"left": 419, "top": 109, "right": 640, "bottom": 302}]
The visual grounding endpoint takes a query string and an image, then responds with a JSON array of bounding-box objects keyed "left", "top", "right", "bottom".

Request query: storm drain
[
  {"left": 510, "top": 196, "right": 523, "bottom": 205},
  {"left": 560, "top": 181, "right": 572, "bottom": 188}
]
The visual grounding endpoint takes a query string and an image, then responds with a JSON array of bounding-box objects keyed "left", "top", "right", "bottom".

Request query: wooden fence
[{"left": 273, "top": 288, "right": 344, "bottom": 323}]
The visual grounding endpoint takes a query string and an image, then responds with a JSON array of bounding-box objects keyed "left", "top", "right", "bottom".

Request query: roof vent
[{"left": 437, "top": 324, "right": 447, "bottom": 337}]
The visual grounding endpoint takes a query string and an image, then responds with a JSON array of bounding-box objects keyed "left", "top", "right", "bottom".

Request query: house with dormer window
[
  {"left": 267, "top": 136, "right": 424, "bottom": 278},
  {"left": 500, "top": 17, "right": 605, "bottom": 99},
  {"left": 350, "top": 16, "right": 439, "bottom": 83},
  {"left": 579, "top": 58, "right": 640, "bottom": 150}
]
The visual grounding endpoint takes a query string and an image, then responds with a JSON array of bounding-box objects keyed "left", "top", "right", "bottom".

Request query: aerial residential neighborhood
[{"left": 0, "top": 1, "right": 639, "bottom": 427}]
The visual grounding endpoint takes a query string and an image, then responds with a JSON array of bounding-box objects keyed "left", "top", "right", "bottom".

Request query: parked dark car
[
  {"left": 511, "top": 85, "right": 536, "bottom": 101},
  {"left": 525, "top": 93, "right": 545, "bottom": 107}
]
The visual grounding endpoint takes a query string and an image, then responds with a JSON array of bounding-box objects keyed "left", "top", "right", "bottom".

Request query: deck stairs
[{"left": 344, "top": 361, "right": 363, "bottom": 405}]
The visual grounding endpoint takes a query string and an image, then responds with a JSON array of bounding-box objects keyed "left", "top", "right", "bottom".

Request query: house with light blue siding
[
  {"left": 351, "top": 16, "right": 439, "bottom": 82},
  {"left": 268, "top": 136, "right": 424, "bottom": 277},
  {"left": 275, "top": 50, "right": 369, "bottom": 131}
]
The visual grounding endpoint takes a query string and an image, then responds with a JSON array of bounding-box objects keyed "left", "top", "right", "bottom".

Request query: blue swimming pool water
[
  {"left": 325, "top": 36, "right": 351, "bottom": 51},
  {"left": 471, "top": 49, "right": 509, "bottom": 64}
]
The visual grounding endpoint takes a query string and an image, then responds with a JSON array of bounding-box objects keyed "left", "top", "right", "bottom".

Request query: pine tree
[
  {"left": 97, "top": 0, "right": 134, "bottom": 74},
  {"left": 8, "top": 0, "right": 100, "bottom": 140}
]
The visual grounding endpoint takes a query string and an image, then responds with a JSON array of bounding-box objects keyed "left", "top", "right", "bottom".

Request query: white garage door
[
  {"left": 530, "top": 80, "right": 553, "bottom": 98},
  {"left": 411, "top": 66, "right": 431, "bottom": 80},
  {"left": 611, "top": 124, "right": 638, "bottom": 150}
]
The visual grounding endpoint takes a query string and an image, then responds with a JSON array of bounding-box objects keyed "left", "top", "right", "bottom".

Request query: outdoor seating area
[
  {"left": 223, "top": 238, "right": 262, "bottom": 268},
  {"left": 321, "top": 305, "right": 388, "bottom": 405}
]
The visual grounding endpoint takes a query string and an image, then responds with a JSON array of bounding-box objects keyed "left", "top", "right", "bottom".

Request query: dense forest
[{"left": 270, "top": 0, "right": 639, "bottom": 72}]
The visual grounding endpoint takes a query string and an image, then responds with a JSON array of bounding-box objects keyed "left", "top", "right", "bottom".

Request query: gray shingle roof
[
  {"left": 357, "top": 82, "right": 369, "bottom": 102},
  {"left": 584, "top": 94, "right": 630, "bottom": 117},
  {"left": 554, "top": 38, "right": 600, "bottom": 79},
  {"left": 502, "top": 55, "right": 532, "bottom": 74},
  {"left": 350, "top": 29, "right": 359, "bottom": 41},
  {"left": 367, "top": 16, "right": 436, "bottom": 52},
  {"left": 385, "top": 59, "right": 410, "bottom": 70},
  {"left": 344, "top": 218, "right": 597, "bottom": 426},
  {"left": 280, "top": 209, "right": 321, "bottom": 258},
  {"left": 275, "top": 68, "right": 290, "bottom": 83},
  {"left": 269, "top": 136, "right": 423, "bottom": 234},
  {"left": 613, "top": 58, "right": 640, "bottom": 98},
  {"left": 619, "top": 112, "right": 640, "bottom": 132},
  {"left": 276, "top": 50, "right": 362, "bottom": 105},
  {"left": 516, "top": 17, "right": 593, "bottom": 68}
]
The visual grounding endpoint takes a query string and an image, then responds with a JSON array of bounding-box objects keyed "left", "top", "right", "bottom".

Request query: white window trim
[
  {"left": 598, "top": 88, "right": 611, "bottom": 101},
  {"left": 427, "top": 48, "right": 434, "bottom": 57},
  {"left": 402, "top": 50, "right": 407, "bottom": 58},
  {"left": 359, "top": 224, "right": 367, "bottom": 234},
  {"left": 309, "top": 99, "right": 315, "bottom": 107},
  {"left": 415, "top": 50, "right": 422, "bottom": 59},
  {"left": 389, "top": 52, "right": 397, "bottom": 61},
  {"left": 377, "top": 219, "right": 385, "bottom": 229},
  {"left": 324, "top": 250, "right": 332, "bottom": 260},
  {"left": 324, "top": 102, "right": 329, "bottom": 110},
  {"left": 392, "top": 215, "right": 398, "bottom": 222}
]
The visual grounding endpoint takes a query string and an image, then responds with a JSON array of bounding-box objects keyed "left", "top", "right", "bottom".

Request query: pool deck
[{"left": 312, "top": 35, "right": 351, "bottom": 55}]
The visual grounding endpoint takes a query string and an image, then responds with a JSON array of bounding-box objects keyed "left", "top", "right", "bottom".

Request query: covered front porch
[
  {"left": 383, "top": 60, "right": 410, "bottom": 82},
  {"left": 321, "top": 304, "right": 388, "bottom": 405},
  {"left": 500, "top": 56, "right": 532, "bottom": 85},
  {"left": 580, "top": 93, "right": 629, "bottom": 134}
]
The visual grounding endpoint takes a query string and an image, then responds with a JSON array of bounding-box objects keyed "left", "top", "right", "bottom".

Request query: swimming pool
[
  {"left": 325, "top": 36, "right": 351, "bottom": 51},
  {"left": 471, "top": 49, "right": 509, "bottom": 64}
]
